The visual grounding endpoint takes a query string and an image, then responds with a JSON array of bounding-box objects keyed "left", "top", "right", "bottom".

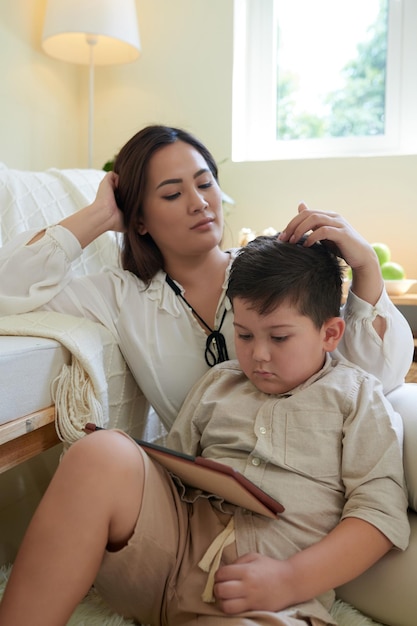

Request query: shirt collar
[{"left": 278, "top": 353, "right": 335, "bottom": 397}]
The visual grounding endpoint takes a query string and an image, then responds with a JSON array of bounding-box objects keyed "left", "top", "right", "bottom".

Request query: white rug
[{"left": 0, "top": 563, "right": 384, "bottom": 625}]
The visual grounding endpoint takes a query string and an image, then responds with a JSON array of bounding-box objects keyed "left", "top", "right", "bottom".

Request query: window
[{"left": 232, "top": 0, "right": 417, "bottom": 161}]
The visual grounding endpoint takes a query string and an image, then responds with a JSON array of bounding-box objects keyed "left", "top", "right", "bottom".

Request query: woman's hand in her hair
[
  {"left": 59, "top": 172, "right": 126, "bottom": 249},
  {"left": 279, "top": 203, "right": 383, "bottom": 306},
  {"left": 92, "top": 172, "right": 126, "bottom": 234}
]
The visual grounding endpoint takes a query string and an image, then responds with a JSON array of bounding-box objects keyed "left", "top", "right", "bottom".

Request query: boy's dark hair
[{"left": 227, "top": 236, "right": 343, "bottom": 328}]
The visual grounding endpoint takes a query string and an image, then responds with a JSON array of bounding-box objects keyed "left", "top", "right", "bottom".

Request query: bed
[{"left": 0, "top": 164, "right": 162, "bottom": 472}]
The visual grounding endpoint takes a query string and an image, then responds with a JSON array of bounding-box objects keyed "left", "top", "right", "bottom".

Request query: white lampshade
[
  {"left": 42, "top": 0, "right": 141, "bottom": 65},
  {"left": 42, "top": 0, "right": 141, "bottom": 167}
]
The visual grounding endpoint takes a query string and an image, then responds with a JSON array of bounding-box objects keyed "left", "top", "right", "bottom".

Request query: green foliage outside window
[{"left": 276, "top": 0, "right": 388, "bottom": 140}]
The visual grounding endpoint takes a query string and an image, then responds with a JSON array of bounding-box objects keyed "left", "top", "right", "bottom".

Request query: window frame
[{"left": 232, "top": 0, "right": 417, "bottom": 162}]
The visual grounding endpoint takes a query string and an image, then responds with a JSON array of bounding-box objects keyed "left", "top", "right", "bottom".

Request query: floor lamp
[{"left": 42, "top": 0, "right": 141, "bottom": 167}]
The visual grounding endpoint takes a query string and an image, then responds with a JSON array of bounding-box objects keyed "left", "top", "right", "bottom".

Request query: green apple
[
  {"left": 381, "top": 261, "right": 406, "bottom": 280},
  {"left": 372, "top": 242, "right": 391, "bottom": 266}
]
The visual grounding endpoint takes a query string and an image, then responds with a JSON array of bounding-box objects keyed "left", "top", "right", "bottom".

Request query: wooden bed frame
[{"left": 0, "top": 406, "right": 60, "bottom": 474}]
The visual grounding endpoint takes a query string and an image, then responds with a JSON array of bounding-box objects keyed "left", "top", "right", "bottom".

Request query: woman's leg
[{"left": 0, "top": 430, "right": 144, "bottom": 626}]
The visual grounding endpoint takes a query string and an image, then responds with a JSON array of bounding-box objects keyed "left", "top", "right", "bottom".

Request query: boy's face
[{"left": 232, "top": 297, "right": 342, "bottom": 395}]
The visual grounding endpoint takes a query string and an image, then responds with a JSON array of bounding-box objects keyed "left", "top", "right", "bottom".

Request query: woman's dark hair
[
  {"left": 227, "top": 236, "right": 343, "bottom": 328},
  {"left": 114, "top": 125, "right": 219, "bottom": 284}
]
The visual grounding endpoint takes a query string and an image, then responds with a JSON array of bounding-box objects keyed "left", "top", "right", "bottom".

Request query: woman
[
  {"left": 0, "top": 125, "right": 413, "bottom": 625},
  {"left": 0, "top": 125, "right": 412, "bottom": 430}
]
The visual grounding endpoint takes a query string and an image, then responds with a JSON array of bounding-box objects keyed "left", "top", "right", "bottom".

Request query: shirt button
[
  {"left": 259, "top": 427, "right": 267, "bottom": 435},
  {"left": 252, "top": 457, "right": 261, "bottom": 466}
]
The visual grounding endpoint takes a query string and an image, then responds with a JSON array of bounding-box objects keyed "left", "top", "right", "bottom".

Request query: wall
[
  {"left": 93, "top": 0, "right": 234, "bottom": 171},
  {"left": 1, "top": 0, "right": 417, "bottom": 278},
  {"left": 222, "top": 154, "right": 417, "bottom": 281},
  {"left": 0, "top": 0, "right": 81, "bottom": 169}
]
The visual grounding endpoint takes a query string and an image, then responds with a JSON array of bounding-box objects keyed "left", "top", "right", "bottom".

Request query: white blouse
[{"left": 0, "top": 225, "right": 413, "bottom": 430}]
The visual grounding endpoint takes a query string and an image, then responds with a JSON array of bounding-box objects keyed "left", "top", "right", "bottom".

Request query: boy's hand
[
  {"left": 214, "top": 552, "right": 294, "bottom": 614},
  {"left": 213, "top": 519, "right": 394, "bottom": 615}
]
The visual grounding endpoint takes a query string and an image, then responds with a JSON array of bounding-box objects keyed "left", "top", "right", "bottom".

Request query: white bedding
[
  {"left": 0, "top": 311, "right": 154, "bottom": 444},
  {"left": 0, "top": 336, "right": 69, "bottom": 425}
]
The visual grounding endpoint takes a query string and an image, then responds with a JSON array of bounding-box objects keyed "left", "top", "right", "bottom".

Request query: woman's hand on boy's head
[
  {"left": 279, "top": 203, "right": 375, "bottom": 272},
  {"left": 214, "top": 552, "right": 296, "bottom": 614},
  {"left": 279, "top": 204, "right": 384, "bottom": 310}
]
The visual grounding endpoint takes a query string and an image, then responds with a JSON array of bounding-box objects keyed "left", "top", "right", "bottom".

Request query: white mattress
[{"left": 0, "top": 336, "right": 70, "bottom": 425}]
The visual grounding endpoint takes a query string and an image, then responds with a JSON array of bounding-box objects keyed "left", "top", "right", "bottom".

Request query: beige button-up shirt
[{"left": 167, "top": 354, "right": 409, "bottom": 558}]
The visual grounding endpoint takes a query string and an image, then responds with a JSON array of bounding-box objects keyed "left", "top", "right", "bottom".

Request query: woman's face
[{"left": 139, "top": 141, "right": 223, "bottom": 261}]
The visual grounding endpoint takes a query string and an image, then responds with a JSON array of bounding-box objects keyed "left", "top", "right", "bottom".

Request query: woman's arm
[
  {"left": 279, "top": 204, "right": 414, "bottom": 390},
  {"left": 28, "top": 172, "right": 125, "bottom": 249},
  {"left": 0, "top": 173, "right": 125, "bottom": 315},
  {"left": 214, "top": 518, "right": 392, "bottom": 614},
  {"left": 335, "top": 289, "right": 414, "bottom": 392}
]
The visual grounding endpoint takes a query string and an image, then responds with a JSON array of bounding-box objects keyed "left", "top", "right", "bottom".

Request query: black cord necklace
[{"left": 165, "top": 274, "right": 229, "bottom": 367}]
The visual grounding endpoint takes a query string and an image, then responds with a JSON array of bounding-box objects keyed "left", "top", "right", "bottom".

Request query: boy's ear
[{"left": 322, "top": 317, "right": 345, "bottom": 351}]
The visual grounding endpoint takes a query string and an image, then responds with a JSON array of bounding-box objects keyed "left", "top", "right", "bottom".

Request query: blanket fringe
[{"left": 52, "top": 360, "right": 105, "bottom": 444}]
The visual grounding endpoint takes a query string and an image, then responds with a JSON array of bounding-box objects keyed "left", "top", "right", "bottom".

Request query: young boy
[
  {"left": 93, "top": 237, "right": 409, "bottom": 625},
  {"left": 0, "top": 237, "right": 409, "bottom": 626}
]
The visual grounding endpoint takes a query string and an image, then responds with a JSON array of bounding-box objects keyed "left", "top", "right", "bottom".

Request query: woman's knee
[
  {"left": 61, "top": 430, "right": 143, "bottom": 476},
  {"left": 60, "top": 430, "right": 146, "bottom": 546},
  {"left": 57, "top": 430, "right": 146, "bottom": 515}
]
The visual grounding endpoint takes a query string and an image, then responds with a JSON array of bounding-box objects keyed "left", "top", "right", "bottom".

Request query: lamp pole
[{"left": 86, "top": 35, "right": 97, "bottom": 168}]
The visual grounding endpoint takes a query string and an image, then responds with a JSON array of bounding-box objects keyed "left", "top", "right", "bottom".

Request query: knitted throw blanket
[{"left": 0, "top": 311, "right": 150, "bottom": 444}]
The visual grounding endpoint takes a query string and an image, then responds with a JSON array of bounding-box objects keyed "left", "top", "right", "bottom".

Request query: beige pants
[{"left": 94, "top": 443, "right": 334, "bottom": 626}]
